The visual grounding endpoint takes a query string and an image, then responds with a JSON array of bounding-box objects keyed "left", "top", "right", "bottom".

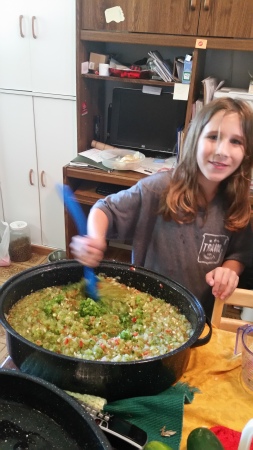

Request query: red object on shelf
[
  {"left": 211, "top": 426, "right": 253, "bottom": 450},
  {"left": 109, "top": 68, "right": 150, "bottom": 79}
]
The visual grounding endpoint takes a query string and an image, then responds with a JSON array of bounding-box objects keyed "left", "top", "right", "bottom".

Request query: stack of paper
[
  {"left": 133, "top": 156, "right": 177, "bottom": 175},
  {"left": 148, "top": 51, "right": 178, "bottom": 83},
  {"left": 69, "top": 149, "right": 112, "bottom": 171},
  {"left": 201, "top": 77, "right": 224, "bottom": 105}
]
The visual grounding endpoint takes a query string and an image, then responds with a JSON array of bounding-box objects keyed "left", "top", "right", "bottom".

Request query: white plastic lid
[{"left": 10, "top": 221, "right": 28, "bottom": 230}]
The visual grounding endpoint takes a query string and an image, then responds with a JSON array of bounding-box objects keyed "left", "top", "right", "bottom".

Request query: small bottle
[{"left": 9, "top": 221, "right": 32, "bottom": 262}]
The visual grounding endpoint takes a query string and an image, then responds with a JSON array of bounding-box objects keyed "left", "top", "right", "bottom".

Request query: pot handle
[{"left": 191, "top": 317, "right": 212, "bottom": 348}]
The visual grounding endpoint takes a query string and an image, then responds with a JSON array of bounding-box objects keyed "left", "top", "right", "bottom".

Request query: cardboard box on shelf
[
  {"left": 173, "top": 55, "right": 192, "bottom": 84},
  {"left": 89, "top": 52, "right": 109, "bottom": 72},
  {"left": 173, "top": 57, "right": 184, "bottom": 82}
]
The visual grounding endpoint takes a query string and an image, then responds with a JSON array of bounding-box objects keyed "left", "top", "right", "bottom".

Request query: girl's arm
[
  {"left": 69, "top": 208, "right": 108, "bottom": 267},
  {"left": 206, "top": 259, "right": 244, "bottom": 300}
]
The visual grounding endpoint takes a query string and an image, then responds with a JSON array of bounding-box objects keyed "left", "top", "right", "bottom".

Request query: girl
[{"left": 70, "top": 98, "right": 253, "bottom": 318}]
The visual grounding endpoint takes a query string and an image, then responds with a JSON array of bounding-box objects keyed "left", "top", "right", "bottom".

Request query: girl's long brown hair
[{"left": 160, "top": 98, "right": 253, "bottom": 231}]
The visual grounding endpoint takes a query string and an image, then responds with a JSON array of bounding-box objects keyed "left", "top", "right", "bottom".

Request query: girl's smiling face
[{"left": 197, "top": 110, "right": 245, "bottom": 193}]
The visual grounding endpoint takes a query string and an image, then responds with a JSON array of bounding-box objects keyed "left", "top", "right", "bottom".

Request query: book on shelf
[{"left": 191, "top": 98, "right": 204, "bottom": 119}]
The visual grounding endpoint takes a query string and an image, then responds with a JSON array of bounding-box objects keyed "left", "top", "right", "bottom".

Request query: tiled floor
[{"left": 0, "top": 252, "right": 49, "bottom": 365}]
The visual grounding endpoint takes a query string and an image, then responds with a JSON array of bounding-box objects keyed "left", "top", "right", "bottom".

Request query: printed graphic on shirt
[{"left": 198, "top": 233, "right": 229, "bottom": 264}]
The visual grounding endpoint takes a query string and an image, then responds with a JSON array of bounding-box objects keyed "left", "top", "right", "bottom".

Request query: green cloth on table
[{"left": 104, "top": 382, "right": 199, "bottom": 450}]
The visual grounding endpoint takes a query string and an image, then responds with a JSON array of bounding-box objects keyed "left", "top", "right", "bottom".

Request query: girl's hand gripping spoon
[{"left": 57, "top": 184, "right": 99, "bottom": 301}]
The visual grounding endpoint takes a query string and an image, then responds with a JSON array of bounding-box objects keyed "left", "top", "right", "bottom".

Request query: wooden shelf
[
  {"left": 64, "top": 166, "right": 146, "bottom": 186},
  {"left": 82, "top": 73, "right": 174, "bottom": 87},
  {"left": 81, "top": 30, "right": 253, "bottom": 52},
  {"left": 74, "top": 181, "right": 103, "bottom": 205}
]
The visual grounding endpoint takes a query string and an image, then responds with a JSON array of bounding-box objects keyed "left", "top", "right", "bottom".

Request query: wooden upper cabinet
[
  {"left": 198, "top": 0, "right": 253, "bottom": 38},
  {"left": 81, "top": 0, "right": 134, "bottom": 31},
  {"left": 81, "top": 0, "right": 253, "bottom": 39},
  {"left": 132, "top": 0, "right": 253, "bottom": 38},
  {"left": 81, "top": 0, "right": 201, "bottom": 35},
  {"left": 132, "top": 0, "right": 201, "bottom": 35}
]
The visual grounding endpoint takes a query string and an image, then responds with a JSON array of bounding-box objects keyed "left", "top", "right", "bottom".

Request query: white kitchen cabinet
[
  {"left": 0, "top": 92, "right": 77, "bottom": 249},
  {"left": 0, "top": 0, "right": 76, "bottom": 96},
  {"left": 0, "top": 184, "right": 4, "bottom": 222}
]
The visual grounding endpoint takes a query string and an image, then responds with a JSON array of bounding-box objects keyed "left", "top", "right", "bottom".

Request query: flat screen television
[{"left": 109, "top": 87, "right": 187, "bottom": 156}]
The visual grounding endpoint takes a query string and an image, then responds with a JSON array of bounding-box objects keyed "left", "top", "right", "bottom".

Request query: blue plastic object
[{"left": 56, "top": 184, "right": 99, "bottom": 301}]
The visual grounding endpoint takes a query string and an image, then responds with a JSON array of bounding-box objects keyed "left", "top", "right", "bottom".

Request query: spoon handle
[{"left": 56, "top": 184, "right": 99, "bottom": 301}]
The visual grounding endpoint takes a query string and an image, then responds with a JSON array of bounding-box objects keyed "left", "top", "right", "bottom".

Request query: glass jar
[{"left": 9, "top": 221, "right": 32, "bottom": 262}]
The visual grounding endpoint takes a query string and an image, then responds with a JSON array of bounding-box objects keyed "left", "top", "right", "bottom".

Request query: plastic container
[
  {"left": 101, "top": 149, "right": 145, "bottom": 170},
  {"left": 241, "top": 307, "right": 253, "bottom": 322},
  {"left": 9, "top": 221, "right": 32, "bottom": 262}
]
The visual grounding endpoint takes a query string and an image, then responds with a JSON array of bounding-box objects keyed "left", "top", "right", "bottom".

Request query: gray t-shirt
[{"left": 93, "top": 172, "right": 252, "bottom": 318}]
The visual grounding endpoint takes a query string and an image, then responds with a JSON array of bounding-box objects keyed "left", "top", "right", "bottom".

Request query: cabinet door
[
  {"left": 34, "top": 97, "right": 77, "bottom": 249},
  {"left": 81, "top": 0, "right": 134, "bottom": 31},
  {"left": 30, "top": 0, "right": 76, "bottom": 96},
  {"left": 0, "top": 93, "right": 41, "bottom": 244},
  {"left": 0, "top": 0, "right": 76, "bottom": 95},
  {"left": 132, "top": 0, "right": 201, "bottom": 35},
  {"left": 0, "top": 0, "right": 32, "bottom": 90},
  {"left": 198, "top": 0, "right": 253, "bottom": 38},
  {"left": 0, "top": 184, "right": 4, "bottom": 222}
]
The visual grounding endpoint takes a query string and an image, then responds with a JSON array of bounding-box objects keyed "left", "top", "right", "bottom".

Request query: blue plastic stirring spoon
[{"left": 57, "top": 184, "right": 99, "bottom": 301}]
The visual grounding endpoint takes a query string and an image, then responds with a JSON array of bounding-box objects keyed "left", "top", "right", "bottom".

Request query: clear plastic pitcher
[
  {"left": 235, "top": 324, "right": 253, "bottom": 392},
  {"left": 238, "top": 418, "right": 253, "bottom": 450}
]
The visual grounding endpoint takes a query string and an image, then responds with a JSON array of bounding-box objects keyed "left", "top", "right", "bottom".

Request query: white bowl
[{"left": 101, "top": 149, "right": 145, "bottom": 170}]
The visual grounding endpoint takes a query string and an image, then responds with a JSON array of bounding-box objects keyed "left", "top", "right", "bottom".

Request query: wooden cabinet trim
[
  {"left": 80, "top": 30, "right": 253, "bottom": 52},
  {"left": 64, "top": 165, "right": 146, "bottom": 187}
]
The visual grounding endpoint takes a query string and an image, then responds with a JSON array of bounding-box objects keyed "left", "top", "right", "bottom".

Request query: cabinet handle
[
  {"left": 32, "top": 16, "right": 37, "bottom": 39},
  {"left": 29, "top": 169, "right": 34, "bottom": 186},
  {"left": 190, "top": 0, "right": 197, "bottom": 10},
  {"left": 203, "top": 0, "right": 210, "bottom": 10},
  {"left": 40, "top": 171, "right": 46, "bottom": 187},
  {"left": 19, "top": 15, "right": 25, "bottom": 38}
]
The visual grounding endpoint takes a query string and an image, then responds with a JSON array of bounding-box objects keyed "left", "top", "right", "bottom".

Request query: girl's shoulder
[{"left": 137, "top": 170, "right": 172, "bottom": 192}]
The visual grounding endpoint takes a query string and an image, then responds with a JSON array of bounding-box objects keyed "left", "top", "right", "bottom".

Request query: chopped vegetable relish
[{"left": 7, "top": 276, "right": 193, "bottom": 362}]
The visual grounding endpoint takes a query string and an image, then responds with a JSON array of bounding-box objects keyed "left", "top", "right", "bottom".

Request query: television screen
[{"left": 109, "top": 88, "right": 187, "bottom": 155}]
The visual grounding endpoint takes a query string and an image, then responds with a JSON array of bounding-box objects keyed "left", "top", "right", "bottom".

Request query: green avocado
[
  {"left": 187, "top": 427, "right": 224, "bottom": 450},
  {"left": 144, "top": 441, "right": 174, "bottom": 450}
]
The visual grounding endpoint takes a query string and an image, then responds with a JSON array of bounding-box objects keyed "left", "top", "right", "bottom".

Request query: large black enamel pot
[
  {"left": 0, "top": 260, "right": 211, "bottom": 401},
  {"left": 0, "top": 369, "right": 112, "bottom": 449}
]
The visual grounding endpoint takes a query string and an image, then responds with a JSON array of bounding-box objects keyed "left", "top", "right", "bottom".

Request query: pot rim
[
  {"left": 0, "top": 368, "right": 112, "bottom": 449},
  {"left": 0, "top": 260, "right": 206, "bottom": 365}
]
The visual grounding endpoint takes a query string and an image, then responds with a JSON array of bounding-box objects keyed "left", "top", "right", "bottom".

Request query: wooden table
[{"left": 180, "top": 327, "right": 253, "bottom": 449}]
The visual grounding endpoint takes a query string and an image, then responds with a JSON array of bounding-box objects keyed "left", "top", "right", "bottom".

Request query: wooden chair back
[{"left": 211, "top": 288, "right": 253, "bottom": 332}]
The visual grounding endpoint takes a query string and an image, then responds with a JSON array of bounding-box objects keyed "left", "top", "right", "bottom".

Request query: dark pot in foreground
[
  {"left": 0, "top": 369, "right": 112, "bottom": 449},
  {"left": 0, "top": 261, "right": 211, "bottom": 401}
]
